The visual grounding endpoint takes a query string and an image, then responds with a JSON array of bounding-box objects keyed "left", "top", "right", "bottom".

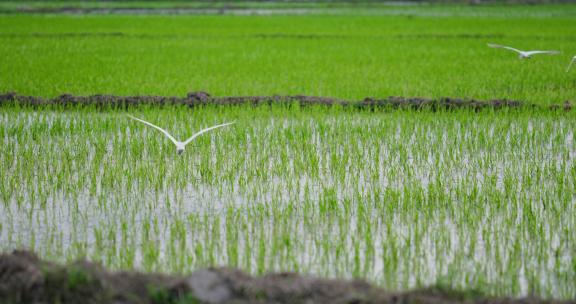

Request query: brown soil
[
  {"left": 0, "top": 251, "right": 573, "bottom": 304},
  {"left": 0, "top": 92, "right": 572, "bottom": 112}
]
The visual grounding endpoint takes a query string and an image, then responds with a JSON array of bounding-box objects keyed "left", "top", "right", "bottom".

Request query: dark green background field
[{"left": 1, "top": 4, "right": 575, "bottom": 103}]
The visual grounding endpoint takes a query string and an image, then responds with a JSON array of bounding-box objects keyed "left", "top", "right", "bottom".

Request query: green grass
[
  {"left": 0, "top": 105, "right": 574, "bottom": 299},
  {"left": 0, "top": 7, "right": 575, "bottom": 104}
]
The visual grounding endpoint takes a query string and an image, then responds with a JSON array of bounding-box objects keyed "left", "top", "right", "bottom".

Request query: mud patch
[
  {"left": 0, "top": 251, "right": 570, "bottom": 304},
  {"left": 0, "top": 91, "right": 571, "bottom": 112}
]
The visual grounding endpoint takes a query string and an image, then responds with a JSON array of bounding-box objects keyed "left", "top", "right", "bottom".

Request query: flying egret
[
  {"left": 128, "top": 115, "right": 235, "bottom": 155},
  {"left": 487, "top": 43, "right": 560, "bottom": 59},
  {"left": 567, "top": 56, "right": 576, "bottom": 72}
]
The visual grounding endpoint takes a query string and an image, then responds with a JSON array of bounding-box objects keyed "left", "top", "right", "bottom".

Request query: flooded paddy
[{"left": 0, "top": 106, "right": 574, "bottom": 299}]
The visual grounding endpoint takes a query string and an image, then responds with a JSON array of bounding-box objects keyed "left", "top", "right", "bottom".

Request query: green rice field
[
  {"left": 0, "top": 3, "right": 575, "bottom": 300},
  {"left": 0, "top": 5, "right": 575, "bottom": 103}
]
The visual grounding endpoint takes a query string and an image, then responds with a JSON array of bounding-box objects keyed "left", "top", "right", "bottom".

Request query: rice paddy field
[{"left": 0, "top": 2, "right": 575, "bottom": 301}]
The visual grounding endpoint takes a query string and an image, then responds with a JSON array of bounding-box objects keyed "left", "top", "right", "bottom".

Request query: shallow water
[{"left": 0, "top": 109, "right": 574, "bottom": 298}]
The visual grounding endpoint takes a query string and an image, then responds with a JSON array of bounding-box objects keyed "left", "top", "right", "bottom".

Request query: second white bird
[{"left": 487, "top": 43, "right": 560, "bottom": 59}]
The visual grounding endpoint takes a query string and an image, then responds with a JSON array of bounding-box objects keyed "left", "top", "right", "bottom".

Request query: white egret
[
  {"left": 128, "top": 115, "right": 234, "bottom": 155},
  {"left": 487, "top": 43, "right": 560, "bottom": 59}
]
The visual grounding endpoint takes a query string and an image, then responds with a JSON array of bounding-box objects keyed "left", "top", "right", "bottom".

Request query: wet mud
[
  {"left": 0, "top": 92, "right": 572, "bottom": 112},
  {"left": 0, "top": 251, "right": 572, "bottom": 304}
]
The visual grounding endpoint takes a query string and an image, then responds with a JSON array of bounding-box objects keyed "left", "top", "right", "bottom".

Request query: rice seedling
[{"left": 0, "top": 105, "right": 574, "bottom": 299}]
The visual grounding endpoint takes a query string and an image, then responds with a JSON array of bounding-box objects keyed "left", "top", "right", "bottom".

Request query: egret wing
[
  {"left": 183, "top": 122, "right": 235, "bottom": 146},
  {"left": 487, "top": 43, "right": 522, "bottom": 54},
  {"left": 127, "top": 115, "right": 179, "bottom": 145},
  {"left": 524, "top": 50, "right": 560, "bottom": 56}
]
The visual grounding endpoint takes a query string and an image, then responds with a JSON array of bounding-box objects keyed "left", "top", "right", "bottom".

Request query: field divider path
[
  {"left": 0, "top": 91, "right": 572, "bottom": 112},
  {"left": 0, "top": 250, "right": 572, "bottom": 304}
]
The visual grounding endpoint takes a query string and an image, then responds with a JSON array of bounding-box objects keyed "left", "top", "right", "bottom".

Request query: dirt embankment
[
  {"left": 0, "top": 92, "right": 572, "bottom": 111},
  {"left": 0, "top": 251, "right": 573, "bottom": 304}
]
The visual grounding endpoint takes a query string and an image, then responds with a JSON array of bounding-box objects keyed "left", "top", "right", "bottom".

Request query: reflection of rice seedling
[{"left": 128, "top": 115, "right": 235, "bottom": 155}]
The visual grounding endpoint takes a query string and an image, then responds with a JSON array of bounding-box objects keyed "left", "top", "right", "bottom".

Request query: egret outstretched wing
[
  {"left": 183, "top": 122, "right": 235, "bottom": 146},
  {"left": 524, "top": 50, "right": 560, "bottom": 56},
  {"left": 127, "top": 115, "right": 180, "bottom": 145},
  {"left": 487, "top": 43, "right": 522, "bottom": 54}
]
